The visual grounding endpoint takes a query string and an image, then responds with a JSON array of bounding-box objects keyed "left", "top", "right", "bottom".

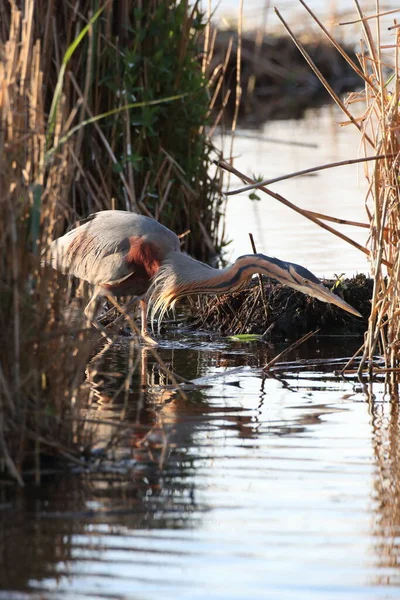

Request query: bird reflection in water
[
  {"left": 85, "top": 340, "right": 259, "bottom": 472},
  {"left": 86, "top": 342, "right": 180, "bottom": 478}
]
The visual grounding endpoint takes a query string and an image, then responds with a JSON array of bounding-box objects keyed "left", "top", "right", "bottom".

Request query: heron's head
[{"left": 258, "top": 255, "right": 362, "bottom": 318}]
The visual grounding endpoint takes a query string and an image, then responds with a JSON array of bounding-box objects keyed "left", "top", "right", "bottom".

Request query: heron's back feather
[{"left": 48, "top": 210, "right": 180, "bottom": 287}]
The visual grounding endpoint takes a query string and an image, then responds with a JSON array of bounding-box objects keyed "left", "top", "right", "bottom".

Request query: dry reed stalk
[
  {"left": 224, "top": 0, "right": 243, "bottom": 202},
  {"left": 263, "top": 329, "right": 318, "bottom": 372},
  {"left": 217, "top": 160, "right": 374, "bottom": 262},
  {"left": 274, "top": 6, "right": 374, "bottom": 147},
  {"left": 1, "top": 0, "right": 229, "bottom": 260},
  {"left": 248, "top": 232, "right": 269, "bottom": 322},
  {"left": 226, "top": 154, "right": 393, "bottom": 196},
  {"left": 1, "top": 0, "right": 235, "bottom": 482},
  {"left": 0, "top": 2, "right": 100, "bottom": 483},
  {"left": 272, "top": 2, "right": 400, "bottom": 376},
  {"left": 299, "top": 0, "right": 376, "bottom": 90},
  {"left": 339, "top": 8, "right": 400, "bottom": 27}
]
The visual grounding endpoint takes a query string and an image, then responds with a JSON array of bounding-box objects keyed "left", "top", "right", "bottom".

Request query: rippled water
[{"left": 2, "top": 332, "right": 400, "bottom": 600}]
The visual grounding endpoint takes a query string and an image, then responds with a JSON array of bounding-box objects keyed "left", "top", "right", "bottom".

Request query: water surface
[
  {"left": 223, "top": 106, "right": 370, "bottom": 278},
  {"left": 1, "top": 334, "right": 400, "bottom": 600}
]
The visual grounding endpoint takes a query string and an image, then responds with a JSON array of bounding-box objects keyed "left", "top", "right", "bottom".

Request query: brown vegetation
[
  {"left": 0, "top": 0, "right": 229, "bottom": 484},
  {"left": 272, "top": 3, "right": 400, "bottom": 377},
  {"left": 0, "top": 0, "right": 227, "bottom": 260},
  {"left": 209, "top": 4, "right": 400, "bottom": 377}
]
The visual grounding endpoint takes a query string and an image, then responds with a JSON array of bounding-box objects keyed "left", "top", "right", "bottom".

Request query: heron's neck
[
  {"left": 148, "top": 252, "right": 284, "bottom": 322},
  {"left": 175, "top": 254, "right": 274, "bottom": 294}
]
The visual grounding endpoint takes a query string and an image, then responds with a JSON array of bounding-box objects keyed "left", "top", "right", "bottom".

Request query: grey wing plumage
[
  {"left": 49, "top": 210, "right": 180, "bottom": 286},
  {"left": 49, "top": 224, "right": 133, "bottom": 285}
]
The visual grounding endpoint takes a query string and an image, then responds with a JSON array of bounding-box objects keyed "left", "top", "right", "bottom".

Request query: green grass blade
[
  {"left": 228, "top": 334, "right": 264, "bottom": 342},
  {"left": 46, "top": 6, "right": 105, "bottom": 148},
  {"left": 45, "top": 94, "right": 187, "bottom": 161}
]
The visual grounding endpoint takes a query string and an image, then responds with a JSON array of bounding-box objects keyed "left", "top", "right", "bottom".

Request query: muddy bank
[
  {"left": 190, "top": 274, "right": 371, "bottom": 338},
  {"left": 212, "top": 31, "right": 361, "bottom": 123}
]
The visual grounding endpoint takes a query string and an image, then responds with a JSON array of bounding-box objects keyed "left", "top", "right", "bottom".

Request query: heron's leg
[
  {"left": 139, "top": 298, "right": 158, "bottom": 346},
  {"left": 96, "top": 295, "right": 138, "bottom": 325},
  {"left": 84, "top": 286, "right": 114, "bottom": 344},
  {"left": 94, "top": 293, "right": 157, "bottom": 346},
  {"left": 84, "top": 285, "right": 101, "bottom": 320}
]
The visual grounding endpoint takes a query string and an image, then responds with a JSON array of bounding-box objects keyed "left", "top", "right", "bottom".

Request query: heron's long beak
[
  {"left": 252, "top": 255, "right": 363, "bottom": 318},
  {"left": 299, "top": 281, "right": 362, "bottom": 318}
]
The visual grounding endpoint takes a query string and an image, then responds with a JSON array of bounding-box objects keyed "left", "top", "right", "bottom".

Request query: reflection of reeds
[{"left": 370, "top": 400, "right": 400, "bottom": 586}]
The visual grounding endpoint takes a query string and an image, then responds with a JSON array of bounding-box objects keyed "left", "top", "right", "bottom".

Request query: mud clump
[{"left": 191, "top": 274, "right": 371, "bottom": 339}]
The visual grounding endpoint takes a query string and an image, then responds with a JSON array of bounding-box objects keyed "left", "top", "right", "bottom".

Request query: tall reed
[{"left": 0, "top": 0, "right": 226, "bottom": 259}]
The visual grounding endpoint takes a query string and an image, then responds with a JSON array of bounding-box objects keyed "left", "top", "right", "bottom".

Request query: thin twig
[
  {"left": 248, "top": 233, "right": 269, "bottom": 323},
  {"left": 225, "top": 154, "right": 393, "bottom": 196},
  {"left": 339, "top": 7, "right": 400, "bottom": 26},
  {"left": 263, "top": 329, "right": 319, "bottom": 372},
  {"left": 217, "top": 159, "right": 391, "bottom": 266},
  {"left": 299, "top": 0, "right": 377, "bottom": 92},
  {"left": 274, "top": 6, "right": 374, "bottom": 147}
]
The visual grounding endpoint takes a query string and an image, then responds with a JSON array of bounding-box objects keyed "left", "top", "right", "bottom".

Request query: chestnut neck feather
[{"left": 147, "top": 251, "right": 293, "bottom": 324}]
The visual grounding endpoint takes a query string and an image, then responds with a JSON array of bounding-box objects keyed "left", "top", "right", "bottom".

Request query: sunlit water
[
  {"left": 1, "top": 333, "right": 400, "bottom": 600},
  {"left": 212, "top": 0, "right": 399, "bottom": 278},
  {"left": 223, "top": 106, "right": 371, "bottom": 278}
]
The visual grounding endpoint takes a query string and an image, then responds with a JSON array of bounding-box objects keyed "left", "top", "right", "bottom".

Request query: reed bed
[
  {"left": 0, "top": 2, "right": 96, "bottom": 485},
  {"left": 0, "top": 0, "right": 227, "bottom": 260},
  {"left": 271, "top": 2, "right": 400, "bottom": 376},
  {"left": 0, "top": 0, "right": 230, "bottom": 484}
]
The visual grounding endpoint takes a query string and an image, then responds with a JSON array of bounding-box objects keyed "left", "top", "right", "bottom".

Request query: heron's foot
[
  {"left": 140, "top": 332, "right": 159, "bottom": 347},
  {"left": 89, "top": 318, "right": 114, "bottom": 345}
]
